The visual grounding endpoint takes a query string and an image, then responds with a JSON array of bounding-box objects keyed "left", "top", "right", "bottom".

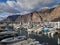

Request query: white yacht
[{"left": 1, "top": 36, "right": 26, "bottom": 43}]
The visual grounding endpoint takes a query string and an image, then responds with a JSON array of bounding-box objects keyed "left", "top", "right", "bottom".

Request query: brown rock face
[
  {"left": 16, "top": 14, "right": 32, "bottom": 23},
  {"left": 16, "top": 8, "right": 54, "bottom": 23},
  {"left": 4, "top": 4, "right": 60, "bottom": 23},
  {"left": 43, "top": 5, "right": 60, "bottom": 21},
  {"left": 16, "top": 12, "right": 42, "bottom": 23}
]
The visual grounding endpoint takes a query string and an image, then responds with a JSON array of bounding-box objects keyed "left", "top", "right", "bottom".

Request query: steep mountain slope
[
  {"left": 43, "top": 4, "right": 60, "bottom": 21},
  {"left": 16, "top": 8, "right": 54, "bottom": 23},
  {"left": 4, "top": 15, "right": 20, "bottom": 22},
  {"left": 3, "top": 4, "right": 60, "bottom": 23}
]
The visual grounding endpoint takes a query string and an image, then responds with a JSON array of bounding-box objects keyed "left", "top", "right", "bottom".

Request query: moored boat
[{"left": 1, "top": 36, "right": 26, "bottom": 43}]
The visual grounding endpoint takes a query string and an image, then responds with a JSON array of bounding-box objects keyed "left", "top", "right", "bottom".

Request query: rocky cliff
[
  {"left": 4, "top": 4, "right": 60, "bottom": 23},
  {"left": 43, "top": 4, "right": 60, "bottom": 21},
  {"left": 15, "top": 8, "right": 54, "bottom": 23}
]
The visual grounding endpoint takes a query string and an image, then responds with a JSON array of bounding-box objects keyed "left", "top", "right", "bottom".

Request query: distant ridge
[
  {"left": 43, "top": 4, "right": 60, "bottom": 21},
  {"left": 3, "top": 15, "right": 20, "bottom": 22},
  {"left": 3, "top": 4, "right": 60, "bottom": 23}
]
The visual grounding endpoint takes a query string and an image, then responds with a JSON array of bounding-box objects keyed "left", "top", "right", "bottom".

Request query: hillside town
[{"left": 0, "top": 3, "right": 60, "bottom": 45}]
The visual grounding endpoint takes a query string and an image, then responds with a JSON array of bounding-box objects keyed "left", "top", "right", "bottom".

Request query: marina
[
  {"left": 0, "top": 0, "right": 60, "bottom": 45},
  {"left": 0, "top": 21, "right": 59, "bottom": 45}
]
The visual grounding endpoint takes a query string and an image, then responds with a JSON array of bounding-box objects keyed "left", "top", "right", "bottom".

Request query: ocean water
[{"left": 29, "top": 34, "right": 58, "bottom": 45}]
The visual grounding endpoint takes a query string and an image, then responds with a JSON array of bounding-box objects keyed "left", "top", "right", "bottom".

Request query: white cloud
[
  {"left": 17, "top": 0, "right": 57, "bottom": 10},
  {"left": 0, "top": 2, "right": 20, "bottom": 13},
  {"left": 0, "top": 0, "right": 58, "bottom": 15},
  {"left": 6, "top": 1, "right": 16, "bottom": 7},
  {"left": 0, "top": 11, "right": 10, "bottom": 20}
]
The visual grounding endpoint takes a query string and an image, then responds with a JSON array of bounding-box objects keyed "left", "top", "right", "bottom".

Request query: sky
[{"left": 0, "top": 0, "right": 60, "bottom": 20}]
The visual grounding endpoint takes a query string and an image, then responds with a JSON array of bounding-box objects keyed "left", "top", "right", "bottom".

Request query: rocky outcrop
[
  {"left": 15, "top": 14, "right": 32, "bottom": 23},
  {"left": 51, "top": 17, "right": 60, "bottom": 21},
  {"left": 4, "top": 4, "right": 60, "bottom": 23},
  {"left": 4, "top": 15, "right": 20, "bottom": 22},
  {"left": 43, "top": 4, "right": 60, "bottom": 21},
  {"left": 15, "top": 8, "right": 54, "bottom": 23}
]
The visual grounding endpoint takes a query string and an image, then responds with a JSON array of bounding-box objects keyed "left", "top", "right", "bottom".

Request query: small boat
[
  {"left": 44, "top": 25, "right": 53, "bottom": 28},
  {"left": 1, "top": 36, "right": 26, "bottom": 43},
  {"left": 0, "top": 30, "right": 18, "bottom": 40},
  {"left": 0, "top": 31, "right": 18, "bottom": 35}
]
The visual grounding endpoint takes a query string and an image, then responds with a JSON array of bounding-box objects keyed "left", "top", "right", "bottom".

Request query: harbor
[
  {"left": 0, "top": 21, "right": 59, "bottom": 45},
  {"left": 0, "top": 1, "right": 60, "bottom": 45}
]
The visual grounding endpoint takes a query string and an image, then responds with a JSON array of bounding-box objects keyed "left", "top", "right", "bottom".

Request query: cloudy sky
[{"left": 0, "top": 0, "right": 60, "bottom": 20}]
